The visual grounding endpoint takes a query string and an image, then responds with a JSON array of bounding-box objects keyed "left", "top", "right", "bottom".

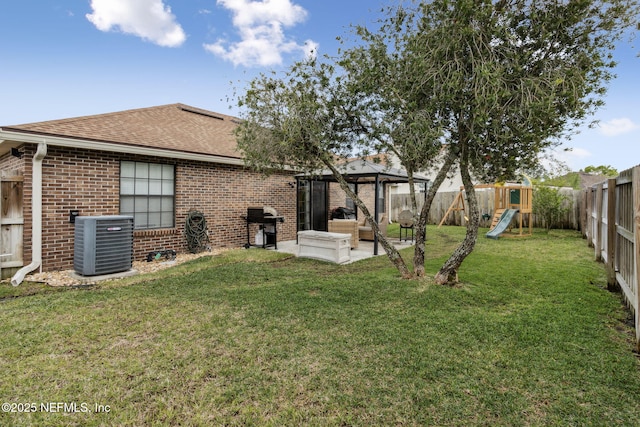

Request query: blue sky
[{"left": 1, "top": 0, "right": 638, "bottom": 173}]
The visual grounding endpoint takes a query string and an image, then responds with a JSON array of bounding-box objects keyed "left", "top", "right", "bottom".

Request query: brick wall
[
  {"left": 0, "top": 149, "right": 26, "bottom": 173},
  {"left": 6, "top": 143, "right": 297, "bottom": 272},
  {"left": 329, "top": 181, "right": 386, "bottom": 220}
]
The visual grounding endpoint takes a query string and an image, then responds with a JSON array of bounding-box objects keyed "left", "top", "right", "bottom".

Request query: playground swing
[
  {"left": 438, "top": 181, "right": 533, "bottom": 239},
  {"left": 438, "top": 184, "right": 494, "bottom": 227},
  {"left": 438, "top": 189, "right": 469, "bottom": 225}
]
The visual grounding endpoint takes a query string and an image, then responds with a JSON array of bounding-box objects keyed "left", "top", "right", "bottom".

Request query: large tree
[
  {"left": 405, "top": 0, "right": 637, "bottom": 284},
  {"left": 235, "top": 0, "right": 638, "bottom": 283},
  {"left": 342, "top": 0, "right": 638, "bottom": 284},
  {"left": 235, "top": 61, "right": 415, "bottom": 278}
]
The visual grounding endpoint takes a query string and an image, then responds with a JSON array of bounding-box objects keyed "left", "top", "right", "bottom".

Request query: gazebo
[{"left": 295, "top": 159, "right": 430, "bottom": 255}]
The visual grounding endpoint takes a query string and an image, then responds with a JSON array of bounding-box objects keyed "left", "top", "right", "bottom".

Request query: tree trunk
[
  {"left": 434, "top": 146, "right": 480, "bottom": 285},
  {"left": 323, "top": 159, "right": 413, "bottom": 279},
  {"left": 413, "top": 152, "right": 456, "bottom": 277}
]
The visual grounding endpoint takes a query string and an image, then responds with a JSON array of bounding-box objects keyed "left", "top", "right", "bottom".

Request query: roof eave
[
  {"left": 297, "top": 172, "right": 430, "bottom": 184},
  {"left": 0, "top": 128, "right": 246, "bottom": 166}
]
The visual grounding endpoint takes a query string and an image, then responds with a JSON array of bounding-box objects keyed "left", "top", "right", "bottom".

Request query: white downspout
[{"left": 11, "top": 142, "right": 47, "bottom": 286}]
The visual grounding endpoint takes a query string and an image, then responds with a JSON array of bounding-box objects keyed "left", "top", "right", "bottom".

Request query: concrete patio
[{"left": 272, "top": 237, "right": 415, "bottom": 264}]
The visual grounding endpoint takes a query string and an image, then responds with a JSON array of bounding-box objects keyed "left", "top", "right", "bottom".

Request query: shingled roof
[{"left": 0, "top": 103, "right": 242, "bottom": 162}]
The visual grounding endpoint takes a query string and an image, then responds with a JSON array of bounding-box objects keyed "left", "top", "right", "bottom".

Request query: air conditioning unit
[{"left": 74, "top": 215, "right": 134, "bottom": 276}]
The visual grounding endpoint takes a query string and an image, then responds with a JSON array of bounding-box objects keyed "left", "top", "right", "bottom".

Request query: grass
[{"left": 1, "top": 226, "right": 639, "bottom": 426}]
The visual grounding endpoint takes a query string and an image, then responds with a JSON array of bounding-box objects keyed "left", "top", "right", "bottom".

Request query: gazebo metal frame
[{"left": 295, "top": 159, "right": 430, "bottom": 255}]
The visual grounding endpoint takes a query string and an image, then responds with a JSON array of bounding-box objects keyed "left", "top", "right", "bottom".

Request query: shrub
[{"left": 533, "top": 185, "right": 571, "bottom": 230}]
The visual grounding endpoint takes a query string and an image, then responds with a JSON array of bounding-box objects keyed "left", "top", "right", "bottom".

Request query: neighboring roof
[
  {"left": 356, "top": 153, "right": 393, "bottom": 166},
  {"left": 0, "top": 103, "right": 243, "bottom": 164},
  {"left": 296, "top": 159, "right": 430, "bottom": 184},
  {"left": 579, "top": 172, "right": 608, "bottom": 189}
]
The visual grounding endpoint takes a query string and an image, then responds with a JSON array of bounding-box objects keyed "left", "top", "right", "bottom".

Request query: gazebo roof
[{"left": 296, "top": 159, "right": 430, "bottom": 184}]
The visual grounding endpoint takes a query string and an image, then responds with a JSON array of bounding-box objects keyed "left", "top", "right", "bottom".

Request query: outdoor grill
[
  {"left": 331, "top": 206, "right": 356, "bottom": 219},
  {"left": 398, "top": 210, "right": 415, "bottom": 243},
  {"left": 243, "top": 206, "right": 284, "bottom": 249}
]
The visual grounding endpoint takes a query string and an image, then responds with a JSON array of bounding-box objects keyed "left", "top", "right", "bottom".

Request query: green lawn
[{"left": 1, "top": 226, "right": 639, "bottom": 426}]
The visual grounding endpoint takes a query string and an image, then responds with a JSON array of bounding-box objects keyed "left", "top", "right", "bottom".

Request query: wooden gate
[{"left": 0, "top": 170, "right": 24, "bottom": 279}]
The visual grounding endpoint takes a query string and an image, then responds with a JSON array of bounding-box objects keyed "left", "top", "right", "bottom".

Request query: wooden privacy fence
[
  {"left": 583, "top": 165, "right": 640, "bottom": 351},
  {"left": 390, "top": 187, "right": 582, "bottom": 230}
]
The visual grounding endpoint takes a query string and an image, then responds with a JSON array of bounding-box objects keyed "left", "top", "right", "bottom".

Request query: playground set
[{"left": 439, "top": 179, "right": 533, "bottom": 239}]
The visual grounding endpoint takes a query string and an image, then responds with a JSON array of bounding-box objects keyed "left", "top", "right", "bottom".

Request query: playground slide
[{"left": 486, "top": 209, "right": 519, "bottom": 239}]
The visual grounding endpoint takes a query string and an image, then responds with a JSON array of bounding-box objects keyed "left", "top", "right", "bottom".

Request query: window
[
  {"left": 120, "top": 161, "right": 175, "bottom": 229},
  {"left": 345, "top": 183, "right": 356, "bottom": 211},
  {"left": 377, "top": 183, "right": 386, "bottom": 213}
]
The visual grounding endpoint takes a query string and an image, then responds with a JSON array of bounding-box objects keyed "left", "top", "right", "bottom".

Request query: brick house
[{"left": 0, "top": 104, "right": 297, "bottom": 281}]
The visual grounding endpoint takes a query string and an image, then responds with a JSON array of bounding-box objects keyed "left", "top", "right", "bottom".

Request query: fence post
[
  {"left": 606, "top": 178, "right": 617, "bottom": 291},
  {"left": 585, "top": 188, "right": 593, "bottom": 245},
  {"left": 581, "top": 188, "right": 589, "bottom": 236},
  {"left": 595, "top": 183, "right": 603, "bottom": 261},
  {"left": 633, "top": 166, "right": 640, "bottom": 353}
]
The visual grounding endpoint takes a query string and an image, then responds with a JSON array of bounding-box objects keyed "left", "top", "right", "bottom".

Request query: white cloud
[
  {"left": 565, "top": 147, "right": 592, "bottom": 159},
  {"left": 597, "top": 118, "right": 639, "bottom": 137},
  {"left": 86, "top": 0, "right": 186, "bottom": 47},
  {"left": 204, "top": 0, "right": 317, "bottom": 67},
  {"left": 302, "top": 39, "right": 319, "bottom": 60},
  {"left": 547, "top": 145, "right": 592, "bottom": 172}
]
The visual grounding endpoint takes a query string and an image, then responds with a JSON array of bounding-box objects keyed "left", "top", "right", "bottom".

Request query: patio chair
[
  {"left": 328, "top": 219, "right": 359, "bottom": 249},
  {"left": 358, "top": 213, "right": 387, "bottom": 241}
]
